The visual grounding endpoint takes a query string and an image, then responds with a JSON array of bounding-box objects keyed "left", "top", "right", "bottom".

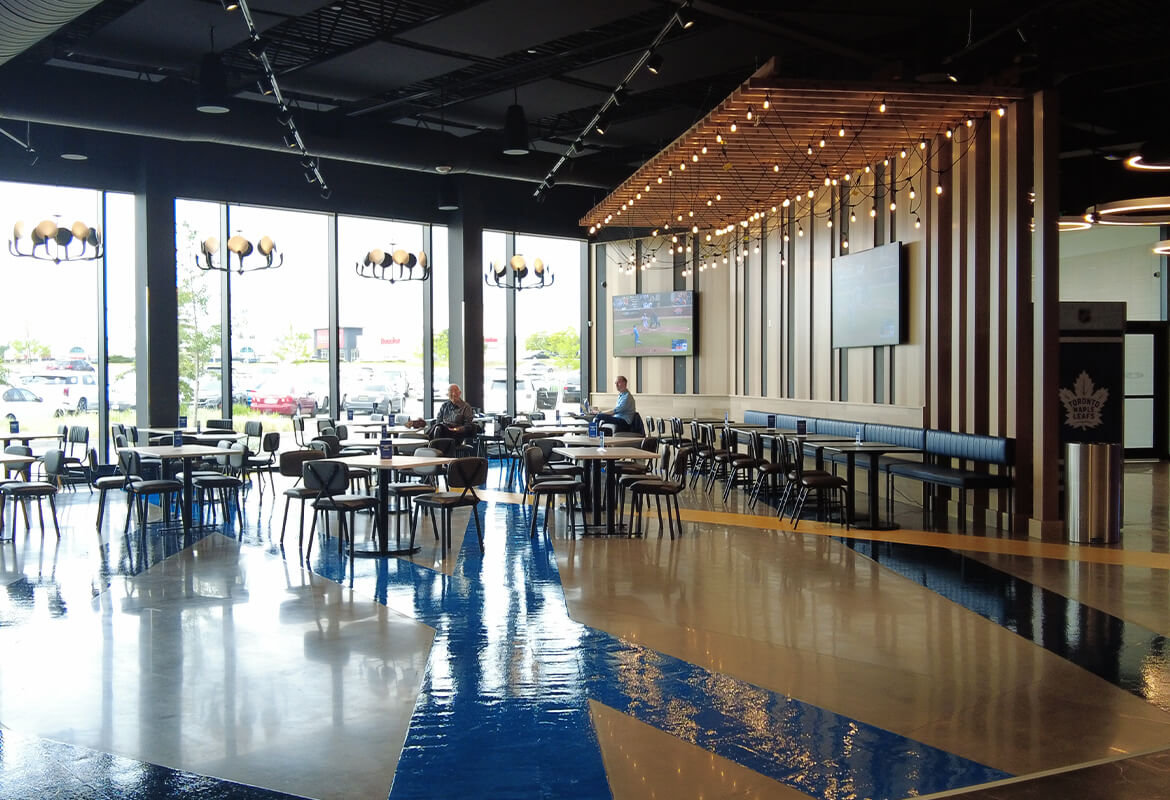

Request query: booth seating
[{"left": 742, "top": 410, "right": 1014, "bottom": 531}]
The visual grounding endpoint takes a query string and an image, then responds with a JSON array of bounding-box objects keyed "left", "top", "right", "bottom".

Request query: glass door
[{"left": 1123, "top": 322, "right": 1167, "bottom": 458}]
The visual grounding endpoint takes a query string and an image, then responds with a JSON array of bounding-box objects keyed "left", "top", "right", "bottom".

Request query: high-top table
[
  {"left": 0, "top": 432, "right": 65, "bottom": 448},
  {"left": 819, "top": 442, "right": 923, "bottom": 529},
  {"left": 551, "top": 446, "right": 658, "bottom": 535},
  {"left": 126, "top": 443, "right": 237, "bottom": 534},
  {"left": 322, "top": 453, "right": 455, "bottom": 556}
]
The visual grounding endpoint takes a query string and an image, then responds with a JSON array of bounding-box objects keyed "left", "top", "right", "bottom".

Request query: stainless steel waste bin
[{"left": 1065, "top": 442, "right": 1122, "bottom": 544}]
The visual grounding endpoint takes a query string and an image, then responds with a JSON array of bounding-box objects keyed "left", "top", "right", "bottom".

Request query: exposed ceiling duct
[
  {"left": 0, "top": 0, "right": 104, "bottom": 67},
  {"left": 0, "top": 63, "right": 625, "bottom": 189}
]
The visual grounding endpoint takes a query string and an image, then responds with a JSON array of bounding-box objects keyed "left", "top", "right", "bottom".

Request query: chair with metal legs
[
  {"left": 411, "top": 457, "right": 488, "bottom": 556},
  {"left": 279, "top": 449, "right": 325, "bottom": 550},
  {"left": 1, "top": 450, "right": 62, "bottom": 539}
]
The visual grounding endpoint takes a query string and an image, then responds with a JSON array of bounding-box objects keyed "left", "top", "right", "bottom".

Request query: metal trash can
[{"left": 1065, "top": 442, "right": 1122, "bottom": 544}]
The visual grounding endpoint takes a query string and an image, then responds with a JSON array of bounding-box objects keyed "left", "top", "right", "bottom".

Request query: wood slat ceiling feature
[{"left": 580, "top": 62, "right": 1030, "bottom": 232}]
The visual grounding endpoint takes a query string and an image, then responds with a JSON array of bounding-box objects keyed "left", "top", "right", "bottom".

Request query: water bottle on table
[{"left": 599, "top": 430, "right": 606, "bottom": 451}]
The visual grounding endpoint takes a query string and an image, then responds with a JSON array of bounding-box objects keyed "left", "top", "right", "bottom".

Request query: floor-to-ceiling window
[
  {"left": 337, "top": 216, "right": 426, "bottom": 420},
  {"left": 430, "top": 226, "right": 449, "bottom": 416},
  {"left": 482, "top": 230, "right": 508, "bottom": 411},
  {"left": 227, "top": 204, "right": 330, "bottom": 430},
  {"left": 515, "top": 233, "right": 584, "bottom": 415},
  {"left": 103, "top": 191, "right": 137, "bottom": 447},
  {"left": 174, "top": 199, "right": 223, "bottom": 428},
  {"left": 0, "top": 182, "right": 101, "bottom": 453}
]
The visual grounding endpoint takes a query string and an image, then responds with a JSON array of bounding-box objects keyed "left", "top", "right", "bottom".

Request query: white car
[
  {"left": 0, "top": 384, "right": 53, "bottom": 424},
  {"left": 484, "top": 374, "right": 538, "bottom": 414},
  {"left": 20, "top": 372, "right": 98, "bottom": 414}
]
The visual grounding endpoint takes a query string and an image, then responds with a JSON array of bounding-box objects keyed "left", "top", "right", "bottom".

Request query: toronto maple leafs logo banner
[{"left": 1058, "top": 302, "right": 1125, "bottom": 444}]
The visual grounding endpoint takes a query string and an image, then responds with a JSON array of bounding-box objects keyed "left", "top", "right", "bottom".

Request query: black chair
[
  {"left": 291, "top": 415, "right": 308, "bottom": 447},
  {"left": 243, "top": 420, "right": 263, "bottom": 453},
  {"left": 118, "top": 450, "right": 184, "bottom": 534},
  {"left": 411, "top": 457, "right": 488, "bottom": 555},
  {"left": 782, "top": 437, "right": 849, "bottom": 529},
  {"left": 192, "top": 442, "right": 246, "bottom": 530},
  {"left": 501, "top": 426, "right": 526, "bottom": 489},
  {"left": 94, "top": 451, "right": 129, "bottom": 531},
  {"left": 720, "top": 427, "right": 765, "bottom": 503},
  {"left": 1, "top": 445, "right": 38, "bottom": 532},
  {"left": 247, "top": 431, "right": 281, "bottom": 495},
  {"left": 627, "top": 447, "right": 691, "bottom": 539},
  {"left": 279, "top": 449, "right": 326, "bottom": 549},
  {"left": 747, "top": 432, "right": 788, "bottom": 510},
  {"left": 522, "top": 446, "right": 584, "bottom": 539},
  {"left": 304, "top": 459, "right": 380, "bottom": 565},
  {"left": 382, "top": 446, "right": 442, "bottom": 550},
  {"left": 0, "top": 452, "right": 61, "bottom": 539}
]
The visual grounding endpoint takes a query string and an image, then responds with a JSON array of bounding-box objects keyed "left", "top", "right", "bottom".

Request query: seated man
[
  {"left": 409, "top": 383, "right": 476, "bottom": 443},
  {"left": 593, "top": 375, "right": 636, "bottom": 433}
]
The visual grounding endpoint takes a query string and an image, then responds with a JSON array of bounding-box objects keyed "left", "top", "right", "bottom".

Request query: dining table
[
  {"left": 819, "top": 442, "right": 923, "bottom": 529},
  {"left": 0, "top": 432, "right": 65, "bottom": 448},
  {"left": 551, "top": 446, "right": 658, "bottom": 535},
  {"left": 126, "top": 443, "right": 237, "bottom": 534},
  {"left": 322, "top": 453, "right": 455, "bottom": 556}
]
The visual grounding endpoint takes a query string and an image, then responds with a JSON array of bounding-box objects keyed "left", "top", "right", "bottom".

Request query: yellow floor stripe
[{"left": 477, "top": 488, "right": 1170, "bottom": 571}]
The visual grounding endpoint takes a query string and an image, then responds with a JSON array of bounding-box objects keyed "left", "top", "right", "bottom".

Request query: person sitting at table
[
  {"left": 592, "top": 375, "right": 636, "bottom": 433},
  {"left": 407, "top": 384, "right": 476, "bottom": 443}
]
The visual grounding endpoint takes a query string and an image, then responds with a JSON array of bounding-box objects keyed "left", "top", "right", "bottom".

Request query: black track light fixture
[
  {"left": 594, "top": 110, "right": 611, "bottom": 136},
  {"left": 437, "top": 176, "right": 460, "bottom": 211},
  {"left": 646, "top": 53, "right": 663, "bottom": 75},
  {"left": 675, "top": 9, "right": 694, "bottom": 29}
]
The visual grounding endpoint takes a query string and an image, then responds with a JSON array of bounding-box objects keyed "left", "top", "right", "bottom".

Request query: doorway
[{"left": 1123, "top": 321, "right": 1168, "bottom": 459}]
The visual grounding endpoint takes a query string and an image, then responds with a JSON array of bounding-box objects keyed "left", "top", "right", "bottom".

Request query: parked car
[
  {"left": 484, "top": 374, "right": 538, "bottom": 414},
  {"left": 20, "top": 372, "right": 98, "bottom": 414},
  {"left": 249, "top": 382, "right": 320, "bottom": 416},
  {"left": 0, "top": 384, "right": 51, "bottom": 423},
  {"left": 344, "top": 383, "right": 403, "bottom": 415},
  {"left": 557, "top": 383, "right": 583, "bottom": 415}
]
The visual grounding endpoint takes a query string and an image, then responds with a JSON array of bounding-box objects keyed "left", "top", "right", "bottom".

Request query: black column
[
  {"left": 448, "top": 197, "right": 484, "bottom": 407},
  {"left": 134, "top": 160, "right": 178, "bottom": 427}
]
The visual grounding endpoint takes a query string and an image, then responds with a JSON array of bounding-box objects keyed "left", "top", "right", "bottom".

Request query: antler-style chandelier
[
  {"left": 355, "top": 248, "right": 430, "bottom": 283},
  {"left": 196, "top": 233, "right": 282, "bottom": 274},
  {"left": 484, "top": 254, "right": 553, "bottom": 291},
  {"left": 10, "top": 218, "right": 103, "bottom": 263}
]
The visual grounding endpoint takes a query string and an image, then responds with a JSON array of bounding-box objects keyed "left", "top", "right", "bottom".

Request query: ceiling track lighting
[
  {"left": 356, "top": 247, "right": 430, "bottom": 283},
  {"left": 214, "top": 0, "right": 329, "bottom": 199},
  {"left": 10, "top": 218, "right": 102, "bottom": 264},
  {"left": 485, "top": 254, "right": 554, "bottom": 291},
  {"left": 196, "top": 233, "right": 281, "bottom": 274}
]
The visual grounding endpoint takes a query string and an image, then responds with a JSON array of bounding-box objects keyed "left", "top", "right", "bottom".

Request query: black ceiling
[{"left": 2, "top": 0, "right": 1169, "bottom": 225}]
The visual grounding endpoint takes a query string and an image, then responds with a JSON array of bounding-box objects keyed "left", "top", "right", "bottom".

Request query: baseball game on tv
[{"left": 611, "top": 290, "right": 696, "bottom": 357}]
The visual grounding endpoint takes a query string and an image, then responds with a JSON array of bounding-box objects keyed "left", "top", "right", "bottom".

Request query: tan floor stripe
[{"left": 477, "top": 489, "right": 1170, "bottom": 571}]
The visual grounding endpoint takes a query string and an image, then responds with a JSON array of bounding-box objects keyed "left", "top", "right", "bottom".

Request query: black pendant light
[{"left": 502, "top": 88, "right": 529, "bottom": 156}]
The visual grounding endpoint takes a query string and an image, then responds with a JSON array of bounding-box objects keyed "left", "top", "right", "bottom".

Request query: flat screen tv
[
  {"left": 831, "top": 241, "right": 905, "bottom": 349},
  {"left": 611, "top": 290, "right": 696, "bottom": 356}
]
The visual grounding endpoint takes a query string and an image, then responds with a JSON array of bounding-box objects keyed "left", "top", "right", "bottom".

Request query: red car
[{"left": 249, "top": 384, "right": 319, "bottom": 416}]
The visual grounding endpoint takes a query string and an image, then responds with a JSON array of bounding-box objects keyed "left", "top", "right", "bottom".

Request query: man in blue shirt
[{"left": 594, "top": 375, "right": 636, "bottom": 432}]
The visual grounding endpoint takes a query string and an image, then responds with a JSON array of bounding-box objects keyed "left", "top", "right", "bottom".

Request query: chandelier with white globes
[
  {"left": 9, "top": 218, "right": 103, "bottom": 263},
  {"left": 355, "top": 247, "right": 430, "bottom": 283},
  {"left": 196, "top": 233, "right": 282, "bottom": 274},
  {"left": 484, "top": 254, "right": 553, "bottom": 291}
]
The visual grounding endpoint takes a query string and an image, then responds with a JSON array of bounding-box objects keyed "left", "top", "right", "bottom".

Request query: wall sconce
[
  {"left": 10, "top": 218, "right": 103, "bottom": 263},
  {"left": 356, "top": 248, "right": 429, "bottom": 283},
  {"left": 484, "top": 254, "right": 553, "bottom": 291},
  {"left": 196, "top": 233, "right": 282, "bottom": 274}
]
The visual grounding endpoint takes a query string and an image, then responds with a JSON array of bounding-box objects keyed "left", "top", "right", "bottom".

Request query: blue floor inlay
[
  {"left": 837, "top": 537, "right": 1170, "bottom": 713},
  {"left": 311, "top": 501, "right": 1010, "bottom": 799},
  {"left": 0, "top": 706, "right": 310, "bottom": 800}
]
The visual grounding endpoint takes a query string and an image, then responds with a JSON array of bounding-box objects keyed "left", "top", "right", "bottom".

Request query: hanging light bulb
[
  {"left": 915, "top": 215, "right": 922, "bottom": 229},
  {"left": 909, "top": 188, "right": 916, "bottom": 200},
  {"left": 773, "top": 164, "right": 780, "bottom": 172},
  {"left": 826, "top": 219, "right": 833, "bottom": 229},
  {"left": 936, "top": 184, "right": 944, "bottom": 195},
  {"left": 997, "top": 106, "right": 1006, "bottom": 117},
  {"left": 819, "top": 137, "right": 826, "bottom": 148},
  {"left": 762, "top": 94, "right": 771, "bottom": 110},
  {"left": 870, "top": 207, "right": 877, "bottom": 218},
  {"left": 730, "top": 122, "right": 737, "bottom": 133},
  {"left": 746, "top": 105, "right": 753, "bottom": 120},
  {"left": 807, "top": 144, "right": 813, "bottom": 156},
  {"left": 889, "top": 201, "right": 897, "bottom": 211},
  {"left": 946, "top": 129, "right": 953, "bottom": 138},
  {"left": 842, "top": 238, "right": 849, "bottom": 249},
  {"left": 879, "top": 99, "right": 887, "bottom": 113},
  {"left": 850, "top": 211, "right": 857, "bottom": 222},
  {"left": 838, "top": 127, "right": 845, "bottom": 137}
]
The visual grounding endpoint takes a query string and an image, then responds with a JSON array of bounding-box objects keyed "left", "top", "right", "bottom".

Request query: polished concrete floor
[{"left": 0, "top": 459, "right": 1168, "bottom": 799}]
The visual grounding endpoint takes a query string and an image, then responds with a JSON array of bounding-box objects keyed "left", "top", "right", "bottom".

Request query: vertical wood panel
[
  {"left": 765, "top": 222, "right": 782, "bottom": 398},
  {"left": 990, "top": 114, "right": 1007, "bottom": 436},
  {"left": 971, "top": 120, "right": 991, "bottom": 434},
  {"left": 793, "top": 208, "right": 811, "bottom": 397},
  {"left": 930, "top": 139, "right": 953, "bottom": 431},
  {"left": 953, "top": 126, "right": 969, "bottom": 430},
  {"left": 813, "top": 196, "right": 833, "bottom": 399}
]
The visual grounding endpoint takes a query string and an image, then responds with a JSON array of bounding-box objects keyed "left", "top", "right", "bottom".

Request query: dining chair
[{"left": 411, "top": 457, "right": 488, "bottom": 555}]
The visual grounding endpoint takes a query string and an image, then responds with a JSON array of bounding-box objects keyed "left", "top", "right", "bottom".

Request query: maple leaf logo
[{"left": 1058, "top": 371, "right": 1109, "bottom": 430}]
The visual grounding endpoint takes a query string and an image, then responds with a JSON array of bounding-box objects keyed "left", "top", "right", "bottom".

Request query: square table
[
  {"left": 819, "top": 442, "right": 923, "bottom": 529},
  {"left": 126, "top": 444, "right": 237, "bottom": 534},
  {"left": 551, "top": 446, "right": 658, "bottom": 535},
  {"left": 323, "top": 453, "right": 455, "bottom": 556},
  {"left": 555, "top": 434, "right": 643, "bottom": 448},
  {"left": 0, "top": 453, "right": 36, "bottom": 476},
  {"left": 0, "top": 432, "right": 65, "bottom": 448}
]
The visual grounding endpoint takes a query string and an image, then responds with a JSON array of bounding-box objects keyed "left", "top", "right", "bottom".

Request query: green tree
[
  {"left": 177, "top": 222, "right": 220, "bottom": 421},
  {"left": 525, "top": 327, "right": 580, "bottom": 367},
  {"left": 433, "top": 328, "right": 449, "bottom": 366},
  {"left": 8, "top": 337, "right": 51, "bottom": 363},
  {"left": 273, "top": 325, "right": 312, "bottom": 363}
]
